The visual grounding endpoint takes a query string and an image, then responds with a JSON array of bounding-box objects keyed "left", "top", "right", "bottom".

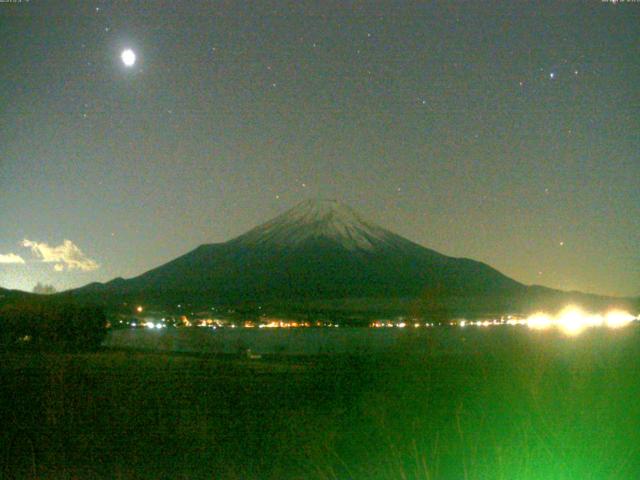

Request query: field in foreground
[{"left": 1, "top": 327, "right": 640, "bottom": 479}]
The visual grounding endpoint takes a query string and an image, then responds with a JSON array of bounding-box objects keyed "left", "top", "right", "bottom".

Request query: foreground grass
[{"left": 1, "top": 327, "right": 640, "bottom": 479}]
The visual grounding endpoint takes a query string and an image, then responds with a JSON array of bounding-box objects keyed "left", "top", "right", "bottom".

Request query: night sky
[{"left": 1, "top": 1, "right": 638, "bottom": 297}]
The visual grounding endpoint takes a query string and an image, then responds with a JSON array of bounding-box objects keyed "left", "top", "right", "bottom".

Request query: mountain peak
[
  {"left": 280, "top": 198, "right": 364, "bottom": 224},
  {"left": 233, "top": 199, "right": 394, "bottom": 251}
]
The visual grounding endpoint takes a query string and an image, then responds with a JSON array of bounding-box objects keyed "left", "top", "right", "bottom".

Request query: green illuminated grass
[{"left": 1, "top": 327, "right": 639, "bottom": 479}]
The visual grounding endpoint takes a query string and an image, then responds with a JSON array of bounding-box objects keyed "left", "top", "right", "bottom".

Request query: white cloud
[
  {"left": 22, "top": 239, "right": 100, "bottom": 272},
  {"left": 0, "top": 253, "right": 25, "bottom": 264}
]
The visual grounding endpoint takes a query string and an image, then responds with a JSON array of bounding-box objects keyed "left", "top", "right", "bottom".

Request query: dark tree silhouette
[{"left": 0, "top": 302, "right": 107, "bottom": 352}]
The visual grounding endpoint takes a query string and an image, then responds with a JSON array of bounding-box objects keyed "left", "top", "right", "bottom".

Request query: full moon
[{"left": 121, "top": 49, "right": 136, "bottom": 67}]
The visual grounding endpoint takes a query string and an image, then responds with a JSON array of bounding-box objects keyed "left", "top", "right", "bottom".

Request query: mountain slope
[
  {"left": 68, "top": 200, "right": 527, "bottom": 311},
  {"left": 66, "top": 199, "right": 635, "bottom": 316}
]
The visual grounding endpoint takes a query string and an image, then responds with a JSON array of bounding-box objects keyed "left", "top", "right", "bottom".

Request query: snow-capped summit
[{"left": 234, "top": 199, "right": 395, "bottom": 251}]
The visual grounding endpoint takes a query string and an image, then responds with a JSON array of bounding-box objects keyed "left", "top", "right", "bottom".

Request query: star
[{"left": 549, "top": 72, "right": 556, "bottom": 79}]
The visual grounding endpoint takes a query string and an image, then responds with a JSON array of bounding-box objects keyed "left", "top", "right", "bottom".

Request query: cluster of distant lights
[
  {"left": 125, "top": 308, "right": 340, "bottom": 330},
  {"left": 371, "top": 321, "right": 436, "bottom": 329},
  {"left": 143, "top": 322, "right": 166, "bottom": 329},
  {"left": 127, "top": 305, "right": 637, "bottom": 336},
  {"left": 370, "top": 306, "right": 638, "bottom": 336},
  {"left": 459, "top": 306, "right": 638, "bottom": 336},
  {"left": 122, "top": 321, "right": 167, "bottom": 330}
]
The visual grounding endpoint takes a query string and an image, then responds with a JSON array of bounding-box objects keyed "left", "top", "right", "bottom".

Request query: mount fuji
[{"left": 65, "top": 200, "right": 629, "bottom": 316}]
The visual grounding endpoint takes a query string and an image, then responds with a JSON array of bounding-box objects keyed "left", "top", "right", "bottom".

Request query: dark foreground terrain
[{"left": 2, "top": 327, "right": 640, "bottom": 479}]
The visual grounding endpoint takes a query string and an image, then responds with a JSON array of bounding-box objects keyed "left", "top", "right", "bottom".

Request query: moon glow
[{"left": 121, "top": 49, "right": 136, "bottom": 67}]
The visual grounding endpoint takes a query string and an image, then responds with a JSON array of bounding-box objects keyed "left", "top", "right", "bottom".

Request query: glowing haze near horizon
[{"left": 0, "top": 1, "right": 638, "bottom": 296}]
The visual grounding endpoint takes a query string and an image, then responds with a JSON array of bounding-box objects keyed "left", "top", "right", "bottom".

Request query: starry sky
[{"left": 1, "top": 1, "right": 638, "bottom": 297}]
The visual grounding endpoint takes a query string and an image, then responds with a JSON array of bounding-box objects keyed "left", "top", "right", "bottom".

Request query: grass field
[{"left": 2, "top": 326, "right": 640, "bottom": 479}]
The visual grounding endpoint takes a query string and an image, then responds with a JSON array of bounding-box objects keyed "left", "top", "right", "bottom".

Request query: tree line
[{"left": 0, "top": 301, "right": 107, "bottom": 352}]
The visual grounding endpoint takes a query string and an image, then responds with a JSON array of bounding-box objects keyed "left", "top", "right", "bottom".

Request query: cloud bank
[
  {"left": 22, "top": 239, "right": 100, "bottom": 272},
  {"left": 0, "top": 253, "right": 26, "bottom": 264}
]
